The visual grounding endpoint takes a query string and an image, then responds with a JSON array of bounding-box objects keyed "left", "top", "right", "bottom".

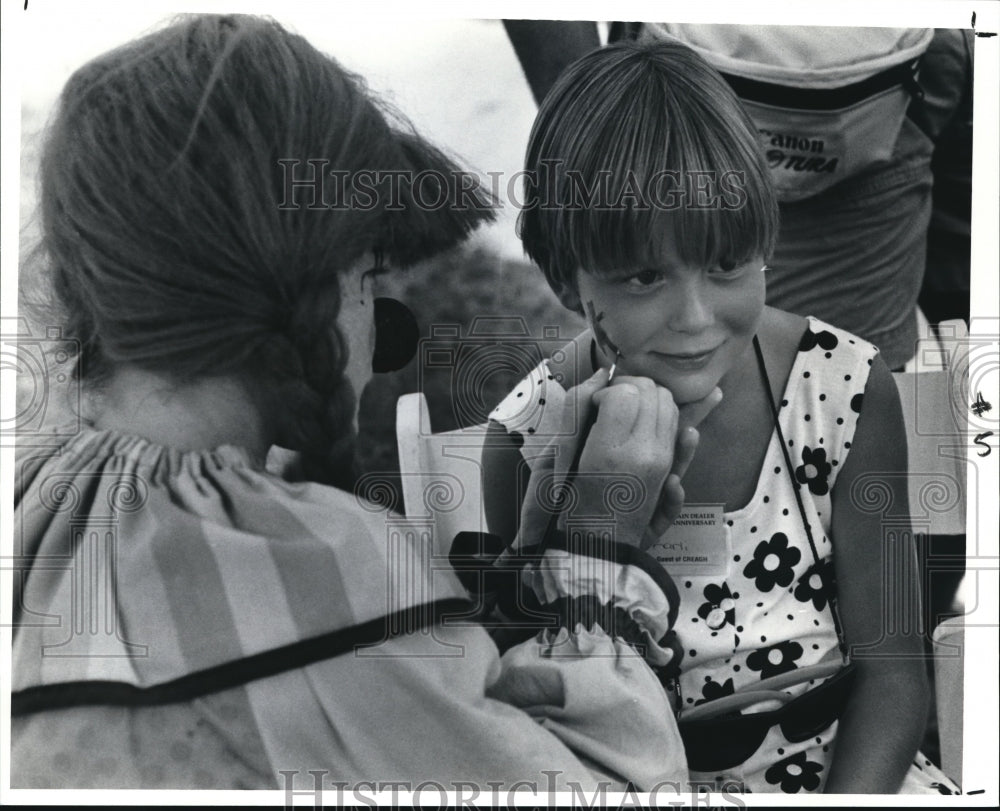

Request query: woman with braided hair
[{"left": 11, "top": 14, "right": 690, "bottom": 791}]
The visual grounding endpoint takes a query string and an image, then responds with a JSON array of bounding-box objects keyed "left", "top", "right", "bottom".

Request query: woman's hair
[
  {"left": 518, "top": 40, "right": 778, "bottom": 305},
  {"left": 37, "top": 13, "right": 492, "bottom": 465}
]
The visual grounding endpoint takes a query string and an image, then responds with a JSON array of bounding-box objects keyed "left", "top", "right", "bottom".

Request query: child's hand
[{"left": 645, "top": 387, "right": 723, "bottom": 542}]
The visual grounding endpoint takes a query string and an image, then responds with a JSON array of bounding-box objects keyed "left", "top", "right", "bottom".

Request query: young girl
[
  {"left": 11, "top": 17, "right": 689, "bottom": 790},
  {"left": 485, "top": 40, "right": 958, "bottom": 795}
]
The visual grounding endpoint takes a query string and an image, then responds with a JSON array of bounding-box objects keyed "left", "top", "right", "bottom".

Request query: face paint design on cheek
[{"left": 585, "top": 299, "right": 623, "bottom": 359}]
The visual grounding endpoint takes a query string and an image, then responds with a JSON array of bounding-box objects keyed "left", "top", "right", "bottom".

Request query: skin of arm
[
  {"left": 483, "top": 419, "right": 530, "bottom": 549},
  {"left": 824, "top": 355, "right": 930, "bottom": 793},
  {"left": 502, "top": 20, "right": 600, "bottom": 104}
]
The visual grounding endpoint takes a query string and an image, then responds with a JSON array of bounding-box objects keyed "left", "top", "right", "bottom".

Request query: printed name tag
[{"left": 647, "top": 504, "right": 729, "bottom": 576}]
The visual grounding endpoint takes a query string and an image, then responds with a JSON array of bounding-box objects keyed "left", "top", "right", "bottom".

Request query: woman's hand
[
  {"left": 571, "top": 374, "right": 679, "bottom": 547},
  {"left": 517, "top": 370, "right": 714, "bottom": 550}
]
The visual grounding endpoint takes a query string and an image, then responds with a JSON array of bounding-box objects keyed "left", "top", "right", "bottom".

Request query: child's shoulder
[
  {"left": 762, "top": 308, "right": 879, "bottom": 364},
  {"left": 758, "top": 308, "right": 880, "bottom": 419}
]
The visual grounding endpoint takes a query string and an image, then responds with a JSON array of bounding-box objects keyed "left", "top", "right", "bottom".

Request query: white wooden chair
[
  {"left": 931, "top": 614, "right": 964, "bottom": 783},
  {"left": 895, "top": 317, "right": 969, "bottom": 536},
  {"left": 892, "top": 317, "right": 969, "bottom": 787},
  {"left": 395, "top": 392, "right": 489, "bottom": 558}
]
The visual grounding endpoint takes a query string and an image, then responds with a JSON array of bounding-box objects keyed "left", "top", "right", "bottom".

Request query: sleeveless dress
[{"left": 491, "top": 316, "right": 959, "bottom": 794}]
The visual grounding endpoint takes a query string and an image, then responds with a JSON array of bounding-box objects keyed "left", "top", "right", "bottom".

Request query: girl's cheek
[{"left": 584, "top": 296, "right": 623, "bottom": 357}]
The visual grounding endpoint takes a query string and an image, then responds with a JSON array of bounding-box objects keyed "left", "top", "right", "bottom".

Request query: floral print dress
[{"left": 491, "top": 317, "right": 959, "bottom": 794}]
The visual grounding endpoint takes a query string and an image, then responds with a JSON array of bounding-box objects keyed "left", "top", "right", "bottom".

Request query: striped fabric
[
  {"left": 13, "top": 430, "right": 463, "bottom": 695},
  {"left": 10, "top": 427, "right": 689, "bottom": 790}
]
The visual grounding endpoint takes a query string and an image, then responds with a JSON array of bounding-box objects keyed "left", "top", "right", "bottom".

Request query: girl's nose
[{"left": 665, "top": 276, "right": 714, "bottom": 333}]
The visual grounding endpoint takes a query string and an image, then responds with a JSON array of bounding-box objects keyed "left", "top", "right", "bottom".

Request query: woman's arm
[
  {"left": 482, "top": 420, "right": 531, "bottom": 549},
  {"left": 825, "top": 356, "right": 929, "bottom": 793},
  {"left": 503, "top": 21, "right": 600, "bottom": 105},
  {"left": 272, "top": 389, "right": 690, "bottom": 789},
  {"left": 275, "top": 606, "right": 687, "bottom": 792}
]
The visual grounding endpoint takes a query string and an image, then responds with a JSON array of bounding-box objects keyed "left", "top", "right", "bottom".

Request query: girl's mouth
[{"left": 650, "top": 345, "right": 720, "bottom": 370}]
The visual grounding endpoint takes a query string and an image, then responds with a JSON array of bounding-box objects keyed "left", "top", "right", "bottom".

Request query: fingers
[
  {"left": 552, "top": 367, "right": 610, "bottom": 484},
  {"left": 660, "top": 475, "right": 686, "bottom": 528},
  {"left": 678, "top": 386, "right": 723, "bottom": 431},
  {"left": 591, "top": 374, "right": 669, "bottom": 441},
  {"left": 646, "top": 474, "right": 685, "bottom": 545},
  {"left": 573, "top": 366, "right": 611, "bottom": 402},
  {"left": 671, "top": 426, "right": 700, "bottom": 480},
  {"left": 656, "top": 382, "right": 680, "bottom": 446},
  {"left": 591, "top": 380, "right": 643, "bottom": 447}
]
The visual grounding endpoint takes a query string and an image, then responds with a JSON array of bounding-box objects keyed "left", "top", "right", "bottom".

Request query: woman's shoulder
[{"left": 13, "top": 427, "right": 463, "bottom": 691}]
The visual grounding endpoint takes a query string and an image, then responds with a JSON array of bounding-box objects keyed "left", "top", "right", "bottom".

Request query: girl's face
[{"left": 571, "top": 242, "right": 766, "bottom": 404}]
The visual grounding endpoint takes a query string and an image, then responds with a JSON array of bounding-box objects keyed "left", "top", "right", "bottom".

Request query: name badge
[{"left": 647, "top": 504, "right": 729, "bottom": 576}]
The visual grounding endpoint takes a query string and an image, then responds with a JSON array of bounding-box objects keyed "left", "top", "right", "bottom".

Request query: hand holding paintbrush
[{"left": 523, "top": 359, "right": 720, "bottom": 554}]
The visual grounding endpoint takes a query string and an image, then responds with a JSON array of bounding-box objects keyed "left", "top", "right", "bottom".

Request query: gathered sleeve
[
  {"left": 253, "top": 614, "right": 686, "bottom": 792},
  {"left": 11, "top": 428, "right": 687, "bottom": 791}
]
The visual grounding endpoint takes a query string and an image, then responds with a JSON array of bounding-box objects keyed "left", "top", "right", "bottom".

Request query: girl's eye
[
  {"left": 707, "top": 259, "right": 749, "bottom": 277},
  {"left": 625, "top": 269, "right": 666, "bottom": 288}
]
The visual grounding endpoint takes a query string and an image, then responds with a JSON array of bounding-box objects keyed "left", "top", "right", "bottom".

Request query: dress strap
[{"left": 752, "top": 335, "right": 850, "bottom": 662}]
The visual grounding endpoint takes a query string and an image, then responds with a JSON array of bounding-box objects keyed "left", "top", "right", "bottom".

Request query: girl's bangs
[{"left": 535, "top": 46, "right": 777, "bottom": 281}]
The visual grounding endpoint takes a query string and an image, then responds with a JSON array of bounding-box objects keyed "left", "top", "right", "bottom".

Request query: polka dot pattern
[{"left": 492, "top": 318, "right": 882, "bottom": 792}]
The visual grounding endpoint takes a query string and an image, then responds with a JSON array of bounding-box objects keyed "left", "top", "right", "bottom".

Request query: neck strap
[{"left": 752, "top": 335, "right": 849, "bottom": 661}]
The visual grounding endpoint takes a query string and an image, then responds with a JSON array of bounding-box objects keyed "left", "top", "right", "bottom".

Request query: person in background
[{"left": 503, "top": 21, "right": 974, "bottom": 370}]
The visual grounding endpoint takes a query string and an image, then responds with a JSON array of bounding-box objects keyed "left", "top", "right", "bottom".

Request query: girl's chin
[
  {"left": 649, "top": 373, "right": 724, "bottom": 406},
  {"left": 612, "top": 356, "right": 727, "bottom": 406},
  {"left": 669, "top": 388, "right": 719, "bottom": 406}
]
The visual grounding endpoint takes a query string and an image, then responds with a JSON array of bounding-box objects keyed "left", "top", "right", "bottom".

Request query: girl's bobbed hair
[
  {"left": 519, "top": 40, "right": 778, "bottom": 304},
  {"left": 37, "top": 14, "right": 493, "bottom": 467}
]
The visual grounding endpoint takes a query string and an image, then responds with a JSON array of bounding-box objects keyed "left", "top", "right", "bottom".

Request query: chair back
[
  {"left": 395, "top": 392, "right": 489, "bottom": 557},
  {"left": 893, "top": 318, "right": 970, "bottom": 536}
]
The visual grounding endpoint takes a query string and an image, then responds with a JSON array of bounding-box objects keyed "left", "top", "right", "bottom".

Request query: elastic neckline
[{"left": 51, "top": 424, "right": 264, "bottom": 477}]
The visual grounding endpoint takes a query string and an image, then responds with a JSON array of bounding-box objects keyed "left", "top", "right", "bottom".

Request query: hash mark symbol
[
  {"left": 585, "top": 300, "right": 621, "bottom": 359},
  {"left": 970, "top": 391, "right": 992, "bottom": 417}
]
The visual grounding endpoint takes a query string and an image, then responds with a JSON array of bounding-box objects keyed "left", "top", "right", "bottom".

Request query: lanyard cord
[{"left": 752, "top": 335, "right": 849, "bottom": 662}]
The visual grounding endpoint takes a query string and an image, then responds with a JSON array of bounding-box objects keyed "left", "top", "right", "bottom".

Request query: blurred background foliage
[{"left": 355, "top": 244, "right": 583, "bottom": 498}]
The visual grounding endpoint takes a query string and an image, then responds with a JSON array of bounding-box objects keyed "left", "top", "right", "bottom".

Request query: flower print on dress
[
  {"left": 742, "top": 532, "right": 801, "bottom": 592},
  {"left": 765, "top": 751, "right": 824, "bottom": 793},
  {"left": 798, "top": 328, "right": 839, "bottom": 353},
  {"left": 794, "top": 559, "right": 835, "bottom": 612},
  {"left": 795, "top": 446, "right": 832, "bottom": 496},
  {"left": 746, "top": 640, "right": 803, "bottom": 679},
  {"left": 694, "top": 677, "right": 735, "bottom": 706},
  {"left": 697, "top": 582, "right": 736, "bottom": 630}
]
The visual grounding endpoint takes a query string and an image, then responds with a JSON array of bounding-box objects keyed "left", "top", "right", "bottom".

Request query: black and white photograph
[{"left": 2, "top": 1, "right": 997, "bottom": 805}]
